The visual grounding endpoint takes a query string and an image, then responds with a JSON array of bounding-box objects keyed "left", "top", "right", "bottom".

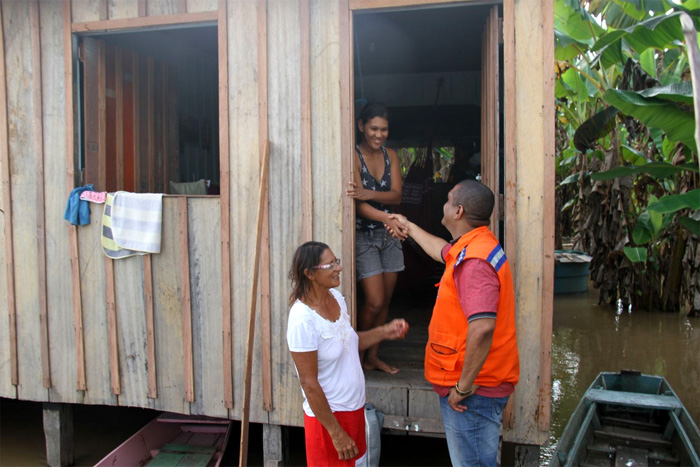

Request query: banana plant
[{"left": 555, "top": 0, "right": 700, "bottom": 314}]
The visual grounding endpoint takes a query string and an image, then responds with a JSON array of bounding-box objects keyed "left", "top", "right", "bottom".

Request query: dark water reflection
[{"left": 545, "top": 285, "right": 700, "bottom": 463}]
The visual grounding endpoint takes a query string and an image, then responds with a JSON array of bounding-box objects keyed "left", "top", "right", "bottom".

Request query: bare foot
[{"left": 363, "top": 356, "right": 399, "bottom": 374}]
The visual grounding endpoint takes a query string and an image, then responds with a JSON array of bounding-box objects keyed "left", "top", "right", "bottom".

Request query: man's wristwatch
[{"left": 454, "top": 382, "right": 474, "bottom": 397}]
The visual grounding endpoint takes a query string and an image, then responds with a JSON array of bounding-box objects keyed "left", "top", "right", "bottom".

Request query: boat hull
[{"left": 550, "top": 371, "right": 700, "bottom": 467}]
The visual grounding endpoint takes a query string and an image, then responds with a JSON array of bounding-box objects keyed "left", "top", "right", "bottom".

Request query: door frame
[{"left": 341, "top": 0, "right": 517, "bottom": 322}]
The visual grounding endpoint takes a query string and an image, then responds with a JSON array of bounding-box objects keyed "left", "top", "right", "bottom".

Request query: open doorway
[
  {"left": 352, "top": 2, "right": 504, "bottom": 370},
  {"left": 78, "top": 25, "right": 219, "bottom": 195}
]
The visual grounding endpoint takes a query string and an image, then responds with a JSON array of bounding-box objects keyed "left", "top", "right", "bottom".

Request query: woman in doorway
[
  {"left": 287, "top": 241, "right": 408, "bottom": 466},
  {"left": 345, "top": 103, "right": 406, "bottom": 374}
]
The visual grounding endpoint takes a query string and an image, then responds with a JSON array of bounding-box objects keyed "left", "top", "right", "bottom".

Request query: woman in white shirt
[{"left": 287, "top": 241, "right": 408, "bottom": 466}]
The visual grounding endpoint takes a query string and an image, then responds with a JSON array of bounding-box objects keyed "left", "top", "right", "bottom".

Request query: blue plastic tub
[{"left": 554, "top": 250, "right": 591, "bottom": 294}]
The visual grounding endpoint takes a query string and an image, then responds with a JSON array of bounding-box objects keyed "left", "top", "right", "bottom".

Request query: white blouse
[{"left": 287, "top": 288, "right": 365, "bottom": 417}]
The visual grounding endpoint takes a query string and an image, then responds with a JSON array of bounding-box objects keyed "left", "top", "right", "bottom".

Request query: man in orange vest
[{"left": 388, "top": 180, "right": 519, "bottom": 466}]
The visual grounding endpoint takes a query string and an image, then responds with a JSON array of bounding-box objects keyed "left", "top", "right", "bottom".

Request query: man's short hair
[{"left": 451, "top": 180, "right": 494, "bottom": 227}]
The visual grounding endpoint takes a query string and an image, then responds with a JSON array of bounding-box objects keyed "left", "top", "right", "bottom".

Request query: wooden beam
[
  {"left": 98, "top": 39, "right": 107, "bottom": 191},
  {"left": 115, "top": 48, "right": 124, "bottom": 190},
  {"left": 179, "top": 197, "right": 194, "bottom": 402},
  {"left": 133, "top": 53, "right": 141, "bottom": 193},
  {"left": 539, "top": 0, "right": 555, "bottom": 433},
  {"left": 503, "top": 0, "right": 516, "bottom": 265},
  {"left": 490, "top": 6, "right": 499, "bottom": 238},
  {"left": 30, "top": 0, "right": 51, "bottom": 389},
  {"left": 217, "top": 0, "right": 233, "bottom": 410},
  {"left": 97, "top": 0, "right": 108, "bottom": 20},
  {"left": 339, "top": 0, "right": 356, "bottom": 325},
  {"left": 143, "top": 254, "right": 157, "bottom": 398},
  {"left": 239, "top": 141, "right": 269, "bottom": 467},
  {"left": 147, "top": 56, "right": 154, "bottom": 192},
  {"left": 349, "top": 0, "right": 492, "bottom": 9},
  {"left": 63, "top": 0, "right": 87, "bottom": 392},
  {"left": 162, "top": 63, "right": 168, "bottom": 192},
  {"left": 257, "top": 0, "right": 272, "bottom": 412},
  {"left": 300, "top": 0, "right": 312, "bottom": 242},
  {"left": 71, "top": 11, "right": 218, "bottom": 33},
  {"left": 502, "top": 0, "right": 516, "bottom": 428},
  {"left": 0, "top": 0, "right": 18, "bottom": 387},
  {"left": 104, "top": 256, "right": 121, "bottom": 394}
]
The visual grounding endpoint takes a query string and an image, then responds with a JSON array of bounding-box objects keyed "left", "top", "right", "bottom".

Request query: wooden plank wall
[
  {"left": 269, "top": 0, "right": 346, "bottom": 428},
  {"left": 3, "top": 0, "right": 46, "bottom": 402},
  {"left": 227, "top": 0, "right": 263, "bottom": 422},
  {"left": 0, "top": 0, "right": 14, "bottom": 399},
  {"left": 188, "top": 198, "right": 226, "bottom": 418},
  {"left": 42, "top": 0, "right": 82, "bottom": 404},
  {"left": 266, "top": 0, "right": 303, "bottom": 426},
  {"left": 510, "top": 0, "right": 553, "bottom": 446}
]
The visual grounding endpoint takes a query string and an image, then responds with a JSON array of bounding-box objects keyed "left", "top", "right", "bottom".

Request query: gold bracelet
[{"left": 454, "top": 382, "right": 472, "bottom": 397}]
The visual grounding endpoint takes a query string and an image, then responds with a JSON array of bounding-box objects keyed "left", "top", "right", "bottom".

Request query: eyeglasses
[{"left": 314, "top": 258, "right": 342, "bottom": 270}]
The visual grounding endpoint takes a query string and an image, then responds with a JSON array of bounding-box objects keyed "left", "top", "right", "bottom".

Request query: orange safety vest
[{"left": 424, "top": 226, "right": 519, "bottom": 388}]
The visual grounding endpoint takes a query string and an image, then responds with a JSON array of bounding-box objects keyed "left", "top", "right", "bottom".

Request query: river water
[
  {"left": 1, "top": 285, "right": 698, "bottom": 466},
  {"left": 544, "top": 285, "right": 700, "bottom": 463}
]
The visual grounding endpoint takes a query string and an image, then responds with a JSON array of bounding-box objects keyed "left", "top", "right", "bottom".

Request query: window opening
[{"left": 78, "top": 25, "right": 219, "bottom": 195}]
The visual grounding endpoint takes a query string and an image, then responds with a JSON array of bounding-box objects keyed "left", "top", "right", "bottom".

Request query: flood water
[
  {"left": 1, "top": 285, "right": 698, "bottom": 466},
  {"left": 544, "top": 286, "right": 700, "bottom": 463}
]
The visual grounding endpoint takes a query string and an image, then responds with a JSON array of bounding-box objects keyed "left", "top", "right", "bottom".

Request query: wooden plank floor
[{"left": 363, "top": 290, "right": 445, "bottom": 433}]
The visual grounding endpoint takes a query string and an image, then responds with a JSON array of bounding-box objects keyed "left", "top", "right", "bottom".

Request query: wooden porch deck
[{"left": 363, "top": 291, "right": 444, "bottom": 435}]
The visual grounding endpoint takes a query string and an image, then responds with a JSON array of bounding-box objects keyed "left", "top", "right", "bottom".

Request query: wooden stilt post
[
  {"left": 263, "top": 423, "right": 288, "bottom": 467},
  {"left": 513, "top": 444, "right": 540, "bottom": 467},
  {"left": 43, "top": 403, "right": 74, "bottom": 467}
]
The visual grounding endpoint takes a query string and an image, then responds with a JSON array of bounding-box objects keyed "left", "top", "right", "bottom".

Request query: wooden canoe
[
  {"left": 95, "top": 412, "right": 232, "bottom": 467},
  {"left": 551, "top": 370, "right": 700, "bottom": 467}
]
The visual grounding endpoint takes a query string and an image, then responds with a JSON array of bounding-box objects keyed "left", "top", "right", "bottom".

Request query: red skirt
[{"left": 303, "top": 407, "right": 366, "bottom": 467}]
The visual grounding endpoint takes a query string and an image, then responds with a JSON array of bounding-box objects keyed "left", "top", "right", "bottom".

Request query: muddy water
[{"left": 545, "top": 286, "right": 700, "bottom": 462}]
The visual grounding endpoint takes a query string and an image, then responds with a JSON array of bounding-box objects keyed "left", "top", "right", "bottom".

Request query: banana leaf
[
  {"left": 556, "top": 30, "right": 588, "bottom": 61},
  {"left": 574, "top": 106, "right": 620, "bottom": 151},
  {"left": 603, "top": 89, "right": 697, "bottom": 152},
  {"left": 624, "top": 246, "right": 648, "bottom": 262},
  {"left": 638, "top": 81, "right": 693, "bottom": 103},
  {"left": 591, "top": 162, "right": 699, "bottom": 180},
  {"left": 647, "top": 189, "right": 700, "bottom": 213},
  {"left": 555, "top": 1, "right": 605, "bottom": 44},
  {"left": 680, "top": 217, "right": 700, "bottom": 236},
  {"left": 592, "top": 11, "right": 690, "bottom": 53}
]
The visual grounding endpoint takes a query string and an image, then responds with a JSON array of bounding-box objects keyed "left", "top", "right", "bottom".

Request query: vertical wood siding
[
  {"left": 266, "top": 0, "right": 302, "bottom": 427},
  {"left": 0, "top": 0, "right": 15, "bottom": 399},
  {"left": 227, "top": 0, "right": 261, "bottom": 420},
  {"left": 41, "top": 0, "right": 81, "bottom": 403},
  {"left": 4, "top": 0, "right": 46, "bottom": 402},
  {"left": 152, "top": 199, "right": 188, "bottom": 414},
  {"left": 113, "top": 255, "right": 152, "bottom": 408},
  {"left": 511, "top": 0, "right": 553, "bottom": 446},
  {"left": 188, "top": 198, "right": 226, "bottom": 418}
]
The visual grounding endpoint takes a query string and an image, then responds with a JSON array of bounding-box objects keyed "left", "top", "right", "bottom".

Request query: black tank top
[{"left": 355, "top": 145, "right": 393, "bottom": 232}]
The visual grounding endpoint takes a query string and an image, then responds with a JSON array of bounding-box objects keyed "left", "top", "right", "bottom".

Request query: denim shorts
[{"left": 355, "top": 229, "right": 405, "bottom": 281}]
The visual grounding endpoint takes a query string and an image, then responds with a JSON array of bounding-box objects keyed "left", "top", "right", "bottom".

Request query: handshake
[{"left": 384, "top": 213, "right": 410, "bottom": 241}]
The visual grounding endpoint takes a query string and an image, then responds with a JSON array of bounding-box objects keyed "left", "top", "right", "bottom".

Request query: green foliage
[
  {"left": 591, "top": 162, "right": 698, "bottom": 180},
  {"left": 624, "top": 246, "right": 649, "bottom": 262},
  {"left": 555, "top": 0, "right": 700, "bottom": 313},
  {"left": 603, "top": 88, "right": 697, "bottom": 152}
]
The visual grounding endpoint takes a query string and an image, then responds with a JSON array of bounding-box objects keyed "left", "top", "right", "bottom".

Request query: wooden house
[{"left": 0, "top": 0, "right": 553, "bottom": 463}]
